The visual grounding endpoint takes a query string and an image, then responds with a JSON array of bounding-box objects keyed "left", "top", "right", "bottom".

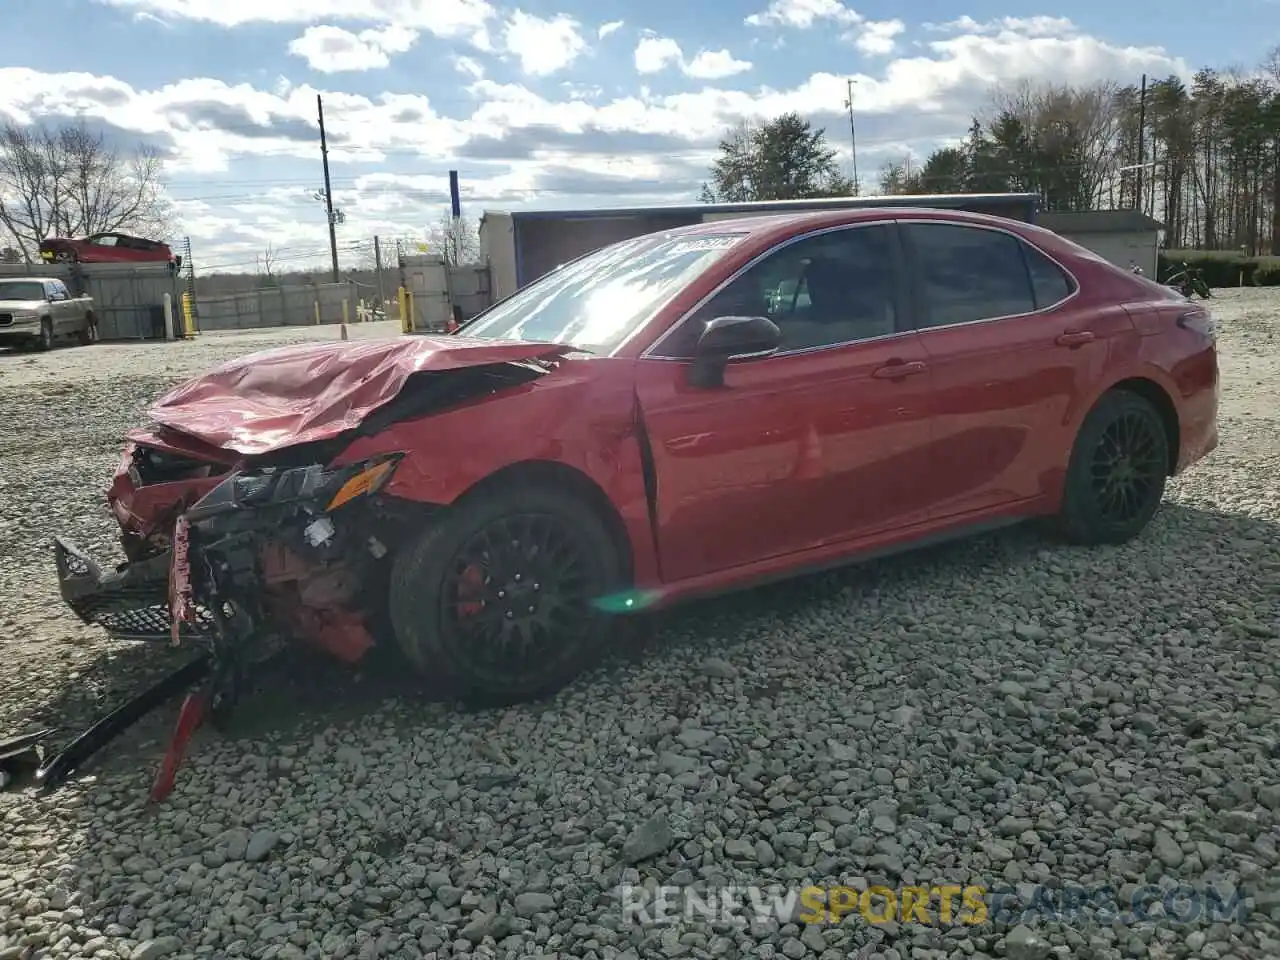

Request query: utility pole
[
  {"left": 1135, "top": 74, "right": 1147, "bottom": 214},
  {"left": 373, "top": 235, "right": 387, "bottom": 309},
  {"left": 844, "top": 78, "right": 860, "bottom": 196},
  {"left": 317, "top": 94, "right": 340, "bottom": 283}
]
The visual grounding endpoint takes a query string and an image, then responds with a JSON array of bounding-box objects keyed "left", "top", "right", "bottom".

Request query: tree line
[{"left": 702, "top": 48, "right": 1280, "bottom": 256}]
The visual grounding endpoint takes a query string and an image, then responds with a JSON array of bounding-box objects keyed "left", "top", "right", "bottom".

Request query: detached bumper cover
[{"left": 54, "top": 536, "right": 213, "bottom": 641}]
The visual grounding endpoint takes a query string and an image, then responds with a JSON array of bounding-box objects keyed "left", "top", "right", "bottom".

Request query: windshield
[
  {"left": 461, "top": 232, "right": 747, "bottom": 353},
  {"left": 0, "top": 281, "right": 45, "bottom": 302}
]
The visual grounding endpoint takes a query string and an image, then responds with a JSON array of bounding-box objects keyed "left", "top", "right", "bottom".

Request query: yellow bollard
[
  {"left": 398, "top": 286, "right": 410, "bottom": 334},
  {"left": 180, "top": 292, "right": 196, "bottom": 339},
  {"left": 342, "top": 299, "right": 349, "bottom": 326},
  {"left": 314, "top": 301, "right": 320, "bottom": 324}
]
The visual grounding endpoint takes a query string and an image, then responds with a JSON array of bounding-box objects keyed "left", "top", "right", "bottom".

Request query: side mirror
[{"left": 688, "top": 315, "right": 781, "bottom": 388}]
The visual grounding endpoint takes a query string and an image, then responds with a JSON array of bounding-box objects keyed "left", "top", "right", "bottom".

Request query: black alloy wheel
[
  {"left": 442, "top": 513, "right": 593, "bottom": 680},
  {"left": 389, "top": 484, "right": 623, "bottom": 707},
  {"left": 1054, "top": 389, "right": 1170, "bottom": 546},
  {"left": 1088, "top": 408, "right": 1167, "bottom": 527}
]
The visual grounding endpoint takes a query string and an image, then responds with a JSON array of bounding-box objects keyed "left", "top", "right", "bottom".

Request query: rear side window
[
  {"left": 905, "top": 223, "right": 1036, "bottom": 328},
  {"left": 1023, "top": 245, "right": 1074, "bottom": 309}
]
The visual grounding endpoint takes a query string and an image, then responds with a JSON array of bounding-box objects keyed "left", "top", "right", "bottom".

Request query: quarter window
[
  {"left": 905, "top": 223, "right": 1037, "bottom": 328},
  {"left": 1023, "top": 244, "right": 1074, "bottom": 309},
  {"left": 663, "top": 224, "right": 900, "bottom": 357}
]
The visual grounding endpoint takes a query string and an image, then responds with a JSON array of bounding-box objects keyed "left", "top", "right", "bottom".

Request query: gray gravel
[{"left": 1, "top": 295, "right": 1278, "bottom": 960}]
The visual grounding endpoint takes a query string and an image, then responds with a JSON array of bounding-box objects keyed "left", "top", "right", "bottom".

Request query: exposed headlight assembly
[{"left": 186, "top": 453, "right": 404, "bottom": 521}]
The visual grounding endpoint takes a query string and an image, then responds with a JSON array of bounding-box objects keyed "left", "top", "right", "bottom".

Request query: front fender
[{"left": 335, "top": 357, "right": 663, "bottom": 587}]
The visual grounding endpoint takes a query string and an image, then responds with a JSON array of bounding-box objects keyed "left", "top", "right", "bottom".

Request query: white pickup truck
[{"left": 0, "top": 277, "right": 97, "bottom": 351}]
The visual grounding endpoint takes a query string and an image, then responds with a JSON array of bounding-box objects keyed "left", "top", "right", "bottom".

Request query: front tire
[
  {"left": 37, "top": 318, "right": 54, "bottom": 352},
  {"left": 1054, "top": 389, "right": 1170, "bottom": 546},
  {"left": 388, "top": 484, "right": 624, "bottom": 707}
]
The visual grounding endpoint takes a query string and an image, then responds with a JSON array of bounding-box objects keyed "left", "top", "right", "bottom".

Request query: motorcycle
[{"left": 1165, "top": 262, "right": 1212, "bottom": 299}]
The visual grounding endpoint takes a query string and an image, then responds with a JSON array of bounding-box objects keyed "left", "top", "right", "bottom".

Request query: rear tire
[
  {"left": 388, "top": 484, "right": 624, "bottom": 707},
  {"left": 78, "top": 319, "right": 95, "bottom": 346},
  {"left": 37, "top": 318, "right": 54, "bottom": 352},
  {"left": 1053, "top": 389, "right": 1170, "bottom": 546}
]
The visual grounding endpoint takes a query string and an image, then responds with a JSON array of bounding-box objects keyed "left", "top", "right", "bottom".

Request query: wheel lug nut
[
  {"left": 506, "top": 611, "right": 514, "bottom": 619},
  {"left": 533, "top": 583, "right": 540, "bottom": 591},
  {"left": 514, "top": 573, "right": 522, "bottom": 582},
  {"left": 497, "top": 590, "right": 505, "bottom": 599},
  {"left": 528, "top": 605, "right": 535, "bottom": 613}
]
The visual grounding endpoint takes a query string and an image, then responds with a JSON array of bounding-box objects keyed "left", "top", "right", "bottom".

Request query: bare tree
[
  {"left": 261, "top": 242, "right": 278, "bottom": 277},
  {"left": 987, "top": 79, "right": 1125, "bottom": 208},
  {"left": 0, "top": 122, "right": 173, "bottom": 261},
  {"left": 430, "top": 212, "right": 481, "bottom": 265}
]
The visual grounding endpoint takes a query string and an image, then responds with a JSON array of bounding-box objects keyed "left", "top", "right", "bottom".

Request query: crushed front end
[
  {"left": 57, "top": 441, "right": 411, "bottom": 663},
  {"left": 48, "top": 439, "right": 417, "bottom": 794}
]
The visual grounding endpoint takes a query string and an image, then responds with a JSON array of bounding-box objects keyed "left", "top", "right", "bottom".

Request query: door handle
[
  {"left": 1055, "top": 330, "right": 1095, "bottom": 347},
  {"left": 872, "top": 360, "right": 927, "bottom": 379}
]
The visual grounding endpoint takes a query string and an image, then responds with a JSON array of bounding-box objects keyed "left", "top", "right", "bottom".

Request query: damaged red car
[
  {"left": 39, "top": 232, "right": 180, "bottom": 268},
  {"left": 54, "top": 208, "right": 1219, "bottom": 735}
]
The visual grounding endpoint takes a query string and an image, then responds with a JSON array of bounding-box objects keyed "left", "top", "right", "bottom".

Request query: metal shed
[
  {"left": 479, "top": 193, "right": 1042, "bottom": 301},
  {"left": 1038, "top": 210, "right": 1164, "bottom": 279}
]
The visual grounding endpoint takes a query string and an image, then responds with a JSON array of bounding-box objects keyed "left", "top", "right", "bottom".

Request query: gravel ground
[{"left": 0, "top": 294, "right": 1278, "bottom": 960}]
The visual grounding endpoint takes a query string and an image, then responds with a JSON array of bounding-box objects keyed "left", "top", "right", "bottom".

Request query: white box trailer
[{"left": 478, "top": 193, "right": 1042, "bottom": 302}]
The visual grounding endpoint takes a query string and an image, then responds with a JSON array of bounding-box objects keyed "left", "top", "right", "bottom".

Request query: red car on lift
[
  {"left": 40, "top": 232, "right": 181, "bottom": 268},
  {"left": 48, "top": 207, "right": 1219, "bottom": 796}
]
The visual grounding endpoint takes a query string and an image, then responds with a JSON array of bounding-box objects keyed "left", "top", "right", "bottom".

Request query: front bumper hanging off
[
  {"left": 54, "top": 536, "right": 213, "bottom": 642},
  {"left": 40, "top": 454, "right": 404, "bottom": 799},
  {"left": 43, "top": 536, "right": 226, "bottom": 800}
]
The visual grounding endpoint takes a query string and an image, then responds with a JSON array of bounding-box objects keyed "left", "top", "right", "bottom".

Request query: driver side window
[{"left": 660, "top": 224, "right": 900, "bottom": 359}]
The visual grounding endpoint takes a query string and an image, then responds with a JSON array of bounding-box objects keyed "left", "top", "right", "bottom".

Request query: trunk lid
[{"left": 145, "top": 336, "right": 574, "bottom": 457}]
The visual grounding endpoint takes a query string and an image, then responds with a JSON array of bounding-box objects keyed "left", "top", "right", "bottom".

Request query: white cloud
[
  {"left": 453, "top": 55, "right": 485, "bottom": 79},
  {"left": 743, "top": 0, "right": 900, "bottom": 57},
  {"left": 1, "top": 16, "right": 1192, "bottom": 265},
  {"left": 745, "top": 0, "right": 861, "bottom": 29},
  {"left": 634, "top": 35, "right": 752, "bottom": 79},
  {"left": 634, "top": 36, "right": 683, "bottom": 74},
  {"left": 927, "top": 15, "right": 1078, "bottom": 37},
  {"left": 684, "top": 50, "right": 754, "bottom": 80},
  {"left": 598, "top": 20, "right": 624, "bottom": 39},
  {"left": 854, "top": 19, "right": 904, "bottom": 56},
  {"left": 501, "top": 10, "right": 587, "bottom": 76},
  {"left": 287, "top": 24, "right": 417, "bottom": 73}
]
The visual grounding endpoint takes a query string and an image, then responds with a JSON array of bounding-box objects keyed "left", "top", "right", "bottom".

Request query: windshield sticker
[{"left": 664, "top": 235, "right": 744, "bottom": 255}]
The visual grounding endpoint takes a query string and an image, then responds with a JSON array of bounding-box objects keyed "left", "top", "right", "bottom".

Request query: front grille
[
  {"left": 0, "top": 314, "right": 12, "bottom": 327},
  {"left": 84, "top": 601, "right": 216, "bottom": 642}
]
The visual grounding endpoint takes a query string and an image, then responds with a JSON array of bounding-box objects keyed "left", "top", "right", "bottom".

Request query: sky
[{"left": 0, "top": 0, "right": 1274, "bottom": 273}]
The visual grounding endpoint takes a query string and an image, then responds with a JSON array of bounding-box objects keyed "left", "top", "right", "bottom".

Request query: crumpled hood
[{"left": 143, "top": 335, "right": 573, "bottom": 457}]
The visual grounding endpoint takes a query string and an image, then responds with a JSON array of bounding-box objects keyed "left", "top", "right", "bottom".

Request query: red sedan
[
  {"left": 55, "top": 207, "right": 1219, "bottom": 712},
  {"left": 40, "top": 232, "right": 180, "bottom": 267}
]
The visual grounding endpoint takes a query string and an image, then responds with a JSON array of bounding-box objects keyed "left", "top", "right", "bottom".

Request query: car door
[
  {"left": 44, "top": 281, "right": 69, "bottom": 332},
  {"left": 84, "top": 234, "right": 121, "bottom": 262},
  {"left": 899, "top": 219, "right": 1123, "bottom": 518},
  {"left": 633, "top": 221, "right": 938, "bottom": 585}
]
